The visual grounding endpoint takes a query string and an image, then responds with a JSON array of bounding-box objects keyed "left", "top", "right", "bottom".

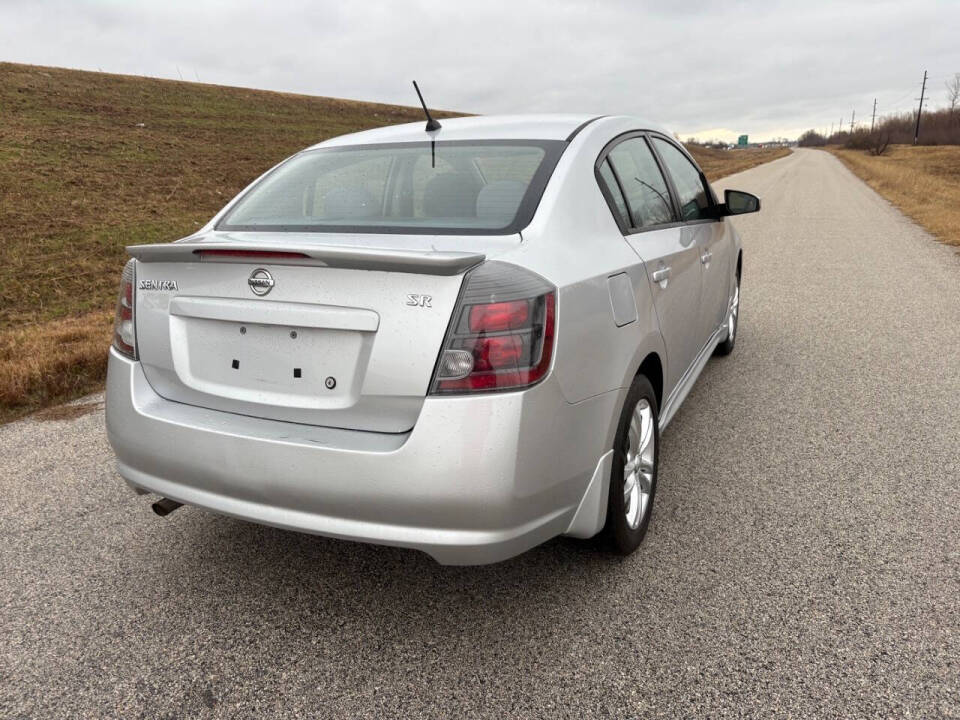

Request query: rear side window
[
  {"left": 597, "top": 159, "right": 630, "bottom": 228},
  {"left": 651, "top": 138, "right": 711, "bottom": 221},
  {"left": 218, "top": 140, "right": 565, "bottom": 236},
  {"left": 607, "top": 138, "right": 675, "bottom": 229}
]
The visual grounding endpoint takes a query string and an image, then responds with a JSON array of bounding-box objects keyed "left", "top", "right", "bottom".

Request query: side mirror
[{"left": 723, "top": 189, "right": 760, "bottom": 215}]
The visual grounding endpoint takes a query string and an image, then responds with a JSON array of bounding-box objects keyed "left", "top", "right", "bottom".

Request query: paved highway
[{"left": 2, "top": 149, "right": 958, "bottom": 718}]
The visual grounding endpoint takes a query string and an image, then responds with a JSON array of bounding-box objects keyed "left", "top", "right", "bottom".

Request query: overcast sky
[{"left": 2, "top": 0, "right": 958, "bottom": 141}]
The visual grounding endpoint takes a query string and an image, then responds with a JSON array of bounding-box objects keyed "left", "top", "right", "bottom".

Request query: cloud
[{"left": 1, "top": 0, "right": 958, "bottom": 140}]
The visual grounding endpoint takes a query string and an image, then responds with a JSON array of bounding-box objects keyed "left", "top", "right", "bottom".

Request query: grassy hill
[
  {"left": 0, "top": 62, "right": 461, "bottom": 420},
  {"left": 0, "top": 62, "right": 787, "bottom": 421},
  {"left": 0, "top": 62, "right": 460, "bottom": 327}
]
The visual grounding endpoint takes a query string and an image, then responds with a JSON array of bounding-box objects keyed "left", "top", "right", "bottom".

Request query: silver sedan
[{"left": 106, "top": 114, "right": 759, "bottom": 564}]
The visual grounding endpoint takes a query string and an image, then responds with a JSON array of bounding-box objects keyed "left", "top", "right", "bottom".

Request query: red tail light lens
[
  {"left": 470, "top": 334, "right": 525, "bottom": 371},
  {"left": 431, "top": 262, "right": 556, "bottom": 394},
  {"left": 113, "top": 259, "right": 137, "bottom": 359},
  {"left": 468, "top": 300, "right": 530, "bottom": 332}
]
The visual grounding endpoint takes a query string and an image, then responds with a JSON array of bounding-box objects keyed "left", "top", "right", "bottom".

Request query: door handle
[
  {"left": 700, "top": 251, "right": 713, "bottom": 265},
  {"left": 651, "top": 267, "right": 671, "bottom": 284}
]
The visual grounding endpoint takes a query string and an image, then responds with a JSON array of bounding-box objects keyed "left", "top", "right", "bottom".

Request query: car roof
[{"left": 310, "top": 114, "right": 606, "bottom": 148}]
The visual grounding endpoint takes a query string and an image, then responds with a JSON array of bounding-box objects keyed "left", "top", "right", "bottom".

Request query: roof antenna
[{"left": 412, "top": 81, "right": 442, "bottom": 132}]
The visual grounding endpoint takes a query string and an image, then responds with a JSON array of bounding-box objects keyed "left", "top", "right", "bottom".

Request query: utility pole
[
  {"left": 871, "top": 98, "right": 877, "bottom": 132},
  {"left": 914, "top": 70, "right": 927, "bottom": 145},
  {"left": 850, "top": 110, "right": 856, "bottom": 133}
]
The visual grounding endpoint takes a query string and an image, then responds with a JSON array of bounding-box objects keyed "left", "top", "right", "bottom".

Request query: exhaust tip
[{"left": 151, "top": 497, "right": 184, "bottom": 517}]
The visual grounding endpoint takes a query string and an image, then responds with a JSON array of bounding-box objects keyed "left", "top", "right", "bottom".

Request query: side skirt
[
  {"left": 659, "top": 320, "right": 726, "bottom": 432},
  {"left": 562, "top": 300, "right": 736, "bottom": 540}
]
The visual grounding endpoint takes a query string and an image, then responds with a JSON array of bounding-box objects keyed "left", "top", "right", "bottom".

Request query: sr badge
[{"left": 406, "top": 294, "right": 432, "bottom": 308}]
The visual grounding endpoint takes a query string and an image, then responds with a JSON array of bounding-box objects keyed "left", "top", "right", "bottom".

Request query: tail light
[
  {"left": 430, "top": 262, "right": 556, "bottom": 394},
  {"left": 113, "top": 259, "right": 137, "bottom": 359}
]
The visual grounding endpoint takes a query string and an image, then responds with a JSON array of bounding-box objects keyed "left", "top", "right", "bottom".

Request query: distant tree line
[{"left": 799, "top": 103, "right": 960, "bottom": 154}]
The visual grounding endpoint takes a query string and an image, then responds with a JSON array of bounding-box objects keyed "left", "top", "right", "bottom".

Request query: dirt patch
[{"left": 34, "top": 399, "right": 104, "bottom": 422}]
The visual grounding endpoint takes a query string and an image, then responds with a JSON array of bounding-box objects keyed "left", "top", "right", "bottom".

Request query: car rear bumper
[{"left": 106, "top": 350, "right": 620, "bottom": 564}]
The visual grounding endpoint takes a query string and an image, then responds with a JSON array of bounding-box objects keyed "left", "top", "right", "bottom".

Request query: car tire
[
  {"left": 714, "top": 271, "right": 740, "bottom": 357},
  {"left": 602, "top": 374, "right": 659, "bottom": 555}
]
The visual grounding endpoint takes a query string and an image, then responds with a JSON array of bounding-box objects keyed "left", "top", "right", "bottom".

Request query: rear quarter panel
[{"left": 496, "top": 117, "right": 668, "bottom": 406}]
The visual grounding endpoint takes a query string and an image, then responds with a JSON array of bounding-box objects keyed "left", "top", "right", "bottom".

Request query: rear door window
[
  {"left": 651, "top": 138, "right": 711, "bottom": 221},
  {"left": 607, "top": 138, "right": 675, "bottom": 229},
  {"left": 597, "top": 159, "right": 630, "bottom": 228}
]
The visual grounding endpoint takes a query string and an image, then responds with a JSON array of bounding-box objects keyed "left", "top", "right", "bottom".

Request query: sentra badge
[{"left": 138, "top": 279, "right": 179, "bottom": 291}]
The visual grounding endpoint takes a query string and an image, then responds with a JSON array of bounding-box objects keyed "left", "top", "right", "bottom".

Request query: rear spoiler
[{"left": 126, "top": 242, "right": 485, "bottom": 276}]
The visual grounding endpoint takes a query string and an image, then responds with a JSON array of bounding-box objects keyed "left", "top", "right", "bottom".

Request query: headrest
[
  {"left": 323, "top": 186, "right": 378, "bottom": 219},
  {"left": 476, "top": 181, "right": 527, "bottom": 222},
  {"left": 423, "top": 173, "right": 481, "bottom": 218}
]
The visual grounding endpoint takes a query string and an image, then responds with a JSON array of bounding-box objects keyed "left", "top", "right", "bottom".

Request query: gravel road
[{"left": 2, "top": 148, "right": 958, "bottom": 718}]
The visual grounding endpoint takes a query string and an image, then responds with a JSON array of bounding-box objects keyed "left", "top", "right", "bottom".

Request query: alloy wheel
[
  {"left": 728, "top": 279, "right": 740, "bottom": 340},
  {"left": 622, "top": 398, "right": 655, "bottom": 530}
]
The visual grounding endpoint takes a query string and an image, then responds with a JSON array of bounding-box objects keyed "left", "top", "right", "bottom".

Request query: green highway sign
[{"left": 738, "top": 135, "right": 749, "bottom": 146}]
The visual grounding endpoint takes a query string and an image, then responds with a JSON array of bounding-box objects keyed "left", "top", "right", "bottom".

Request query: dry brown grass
[
  {"left": 0, "top": 312, "right": 112, "bottom": 423},
  {"left": 0, "top": 62, "right": 792, "bottom": 422},
  {"left": 685, "top": 145, "right": 791, "bottom": 182},
  {"left": 826, "top": 145, "right": 960, "bottom": 247}
]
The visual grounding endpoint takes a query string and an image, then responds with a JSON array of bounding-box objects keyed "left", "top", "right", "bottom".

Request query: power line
[
  {"left": 818, "top": 70, "right": 942, "bottom": 140},
  {"left": 887, "top": 83, "right": 922, "bottom": 106}
]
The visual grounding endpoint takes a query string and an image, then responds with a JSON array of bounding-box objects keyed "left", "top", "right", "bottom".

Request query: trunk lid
[{"left": 131, "top": 232, "right": 510, "bottom": 432}]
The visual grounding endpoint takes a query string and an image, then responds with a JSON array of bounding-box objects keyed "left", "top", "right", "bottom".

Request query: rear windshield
[{"left": 217, "top": 140, "right": 566, "bottom": 235}]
